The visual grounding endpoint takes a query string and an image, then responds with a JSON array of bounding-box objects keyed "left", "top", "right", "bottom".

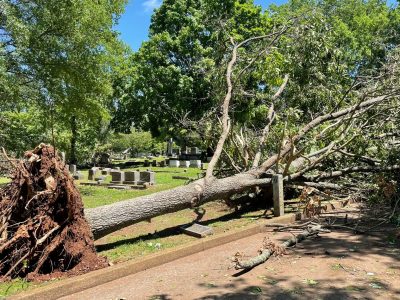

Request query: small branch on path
[{"left": 234, "top": 225, "right": 324, "bottom": 270}]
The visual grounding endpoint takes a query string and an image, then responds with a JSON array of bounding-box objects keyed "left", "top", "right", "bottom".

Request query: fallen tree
[
  {"left": 87, "top": 36, "right": 400, "bottom": 239},
  {"left": 85, "top": 92, "right": 398, "bottom": 239},
  {"left": 2, "top": 26, "right": 400, "bottom": 279}
]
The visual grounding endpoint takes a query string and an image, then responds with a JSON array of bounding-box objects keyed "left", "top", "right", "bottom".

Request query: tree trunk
[
  {"left": 70, "top": 115, "right": 77, "bottom": 164},
  {"left": 85, "top": 173, "right": 271, "bottom": 239}
]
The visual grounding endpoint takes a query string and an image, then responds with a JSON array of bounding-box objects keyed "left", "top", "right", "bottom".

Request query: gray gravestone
[
  {"left": 144, "top": 160, "right": 150, "bottom": 167},
  {"left": 190, "top": 147, "right": 200, "bottom": 155},
  {"left": 124, "top": 171, "right": 140, "bottom": 184},
  {"left": 181, "top": 223, "right": 213, "bottom": 238},
  {"left": 88, "top": 168, "right": 99, "bottom": 181},
  {"left": 140, "top": 171, "right": 155, "bottom": 184},
  {"left": 73, "top": 171, "right": 84, "bottom": 180},
  {"left": 180, "top": 161, "right": 190, "bottom": 168},
  {"left": 95, "top": 175, "right": 107, "bottom": 181},
  {"left": 101, "top": 168, "right": 112, "bottom": 175},
  {"left": 169, "top": 160, "right": 180, "bottom": 167},
  {"left": 159, "top": 160, "right": 166, "bottom": 167},
  {"left": 190, "top": 160, "right": 201, "bottom": 168},
  {"left": 273, "top": 174, "right": 284, "bottom": 217},
  {"left": 166, "top": 138, "right": 173, "bottom": 156},
  {"left": 110, "top": 171, "right": 125, "bottom": 184},
  {"left": 69, "top": 164, "right": 77, "bottom": 174}
]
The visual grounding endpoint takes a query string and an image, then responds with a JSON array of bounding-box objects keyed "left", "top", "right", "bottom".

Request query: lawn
[
  {"left": 96, "top": 201, "right": 269, "bottom": 263},
  {"left": 77, "top": 166, "right": 203, "bottom": 208},
  {"left": 0, "top": 177, "right": 11, "bottom": 184}
]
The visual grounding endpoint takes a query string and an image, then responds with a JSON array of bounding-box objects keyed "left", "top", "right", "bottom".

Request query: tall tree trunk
[{"left": 70, "top": 115, "right": 77, "bottom": 164}]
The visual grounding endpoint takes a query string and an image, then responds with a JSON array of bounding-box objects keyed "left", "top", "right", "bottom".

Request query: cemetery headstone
[
  {"left": 69, "top": 164, "right": 77, "bottom": 174},
  {"left": 190, "top": 147, "right": 200, "bottom": 155},
  {"left": 110, "top": 171, "right": 125, "bottom": 184},
  {"left": 140, "top": 171, "right": 155, "bottom": 185},
  {"left": 152, "top": 160, "right": 157, "bottom": 167},
  {"left": 124, "top": 171, "right": 140, "bottom": 184},
  {"left": 181, "top": 223, "right": 214, "bottom": 238},
  {"left": 88, "top": 168, "right": 100, "bottom": 181},
  {"left": 95, "top": 175, "right": 107, "bottom": 181},
  {"left": 190, "top": 160, "right": 201, "bottom": 168},
  {"left": 180, "top": 161, "right": 190, "bottom": 168},
  {"left": 166, "top": 138, "right": 173, "bottom": 156},
  {"left": 73, "top": 171, "right": 84, "bottom": 180},
  {"left": 101, "top": 168, "right": 112, "bottom": 175},
  {"left": 144, "top": 160, "right": 150, "bottom": 167},
  {"left": 169, "top": 160, "right": 180, "bottom": 168}
]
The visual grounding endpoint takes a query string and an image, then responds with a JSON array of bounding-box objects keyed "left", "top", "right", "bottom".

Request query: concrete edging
[{"left": 11, "top": 199, "right": 352, "bottom": 300}]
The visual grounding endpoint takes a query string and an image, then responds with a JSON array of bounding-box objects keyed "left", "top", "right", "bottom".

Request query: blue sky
[
  {"left": 115, "top": 0, "right": 286, "bottom": 51},
  {"left": 115, "top": 0, "right": 397, "bottom": 51}
]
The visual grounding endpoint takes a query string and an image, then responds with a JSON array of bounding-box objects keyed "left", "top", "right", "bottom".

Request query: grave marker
[
  {"left": 123, "top": 171, "right": 140, "bottom": 184},
  {"left": 190, "top": 160, "right": 201, "bottom": 168},
  {"left": 110, "top": 171, "right": 125, "bottom": 184},
  {"left": 169, "top": 160, "right": 180, "bottom": 168},
  {"left": 181, "top": 223, "right": 213, "bottom": 238},
  {"left": 140, "top": 171, "right": 155, "bottom": 184},
  {"left": 69, "top": 164, "right": 77, "bottom": 174},
  {"left": 180, "top": 161, "right": 190, "bottom": 168}
]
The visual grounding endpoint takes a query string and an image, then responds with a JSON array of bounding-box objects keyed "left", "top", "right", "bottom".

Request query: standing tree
[{"left": 0, "top": 0, "right": 128, "bottom": 161}]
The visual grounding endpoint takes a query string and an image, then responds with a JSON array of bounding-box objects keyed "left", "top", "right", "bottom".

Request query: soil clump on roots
[{"left": 0, "top": 144, "right": 107, "bottom": 280}]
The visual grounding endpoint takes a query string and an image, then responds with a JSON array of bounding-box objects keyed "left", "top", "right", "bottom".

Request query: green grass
[
  {"left": 0, "top": 279, "right": 32, "bottom": 298},
  {"left": 0, "top": 177, "right": 11, "bottom": 184},
  {"left": 78, "top": 166, "right": 203, "bottom": 208},
  {"left": 97, "top": 202, "right": 267, "bottom": 263}
]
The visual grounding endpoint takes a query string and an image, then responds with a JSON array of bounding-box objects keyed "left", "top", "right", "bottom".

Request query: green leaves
[{"left": 1, "top": 0, "right": 127, "bottom": 160}]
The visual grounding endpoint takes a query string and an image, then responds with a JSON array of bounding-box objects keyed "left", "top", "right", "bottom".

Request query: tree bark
[
  {"left": 85, "top": 174, "right": 271, "bottom": 239},
  {"left": 70, "top": 115, "right": 77, "bottom": 164}
]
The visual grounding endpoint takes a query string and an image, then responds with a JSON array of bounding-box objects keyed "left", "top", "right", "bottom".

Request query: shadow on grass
[{"left": 96, "top": 204, "right": 266, "bottom": 252}]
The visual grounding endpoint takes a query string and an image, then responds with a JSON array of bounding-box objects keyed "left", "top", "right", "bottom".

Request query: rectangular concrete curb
[{"left": 10, "top": 198, "right": 353, "bottom": 300}]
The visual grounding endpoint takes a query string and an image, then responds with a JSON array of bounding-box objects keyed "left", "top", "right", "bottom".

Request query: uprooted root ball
[{"left": 0, "top": 144, "right": 107, "bottom": 280}]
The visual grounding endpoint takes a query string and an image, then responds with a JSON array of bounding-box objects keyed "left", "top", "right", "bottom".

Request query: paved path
[{"left": 60, "top": 224, "right": 400, "bottom": 300}]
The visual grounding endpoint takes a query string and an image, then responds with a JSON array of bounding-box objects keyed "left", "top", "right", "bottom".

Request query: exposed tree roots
[{"left": 0, "top": 144, "right": 107, "bottom": 280}]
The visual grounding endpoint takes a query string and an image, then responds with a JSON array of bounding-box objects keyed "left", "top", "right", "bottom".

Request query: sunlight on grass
[
  {"left": 79, "top": 166, "right": 203, "bottom": 208},
  {"left": 0, "top": 177, "right": 11, "bottom": 184},
  {"left": 0, "top": 279, "right": 32, "bottom": 298}
]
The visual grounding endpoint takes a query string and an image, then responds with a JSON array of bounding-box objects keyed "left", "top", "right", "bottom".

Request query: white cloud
[{"left": 142, "top": 0, "right": 161, "bottom": 12}]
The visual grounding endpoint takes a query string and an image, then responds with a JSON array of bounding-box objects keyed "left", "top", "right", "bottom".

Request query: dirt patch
[{"left": 0, "top": 144, "right": 107, "bottom": 280}]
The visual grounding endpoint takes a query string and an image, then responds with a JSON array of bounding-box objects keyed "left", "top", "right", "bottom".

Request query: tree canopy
[{"left": 0, "top": 0, "right": 128, "bottom": 160}]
